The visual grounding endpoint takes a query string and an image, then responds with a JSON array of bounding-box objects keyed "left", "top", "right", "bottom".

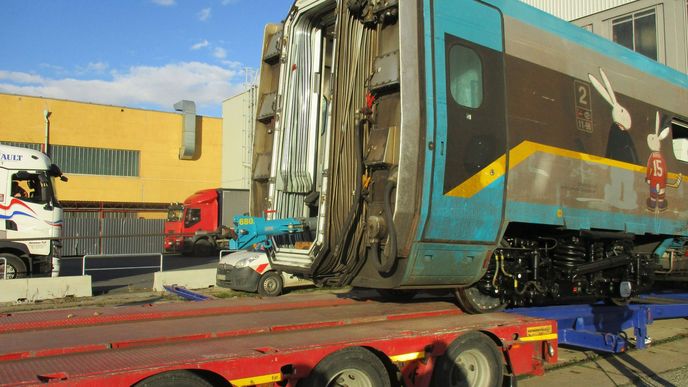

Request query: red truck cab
[
  {"left": 163, "top": 203, "right": 184, "bottom": 253},
  {"left": 163, "top": 188, "right": 248, "bottom": 256}
]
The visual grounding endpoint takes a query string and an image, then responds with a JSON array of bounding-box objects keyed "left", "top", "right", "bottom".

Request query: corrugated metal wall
[
  {"left": 519, "top": 0, "right": 637, "bottom": 21},
  {"left": 63, "top": 217, "right": 164, "bottom": 256}
]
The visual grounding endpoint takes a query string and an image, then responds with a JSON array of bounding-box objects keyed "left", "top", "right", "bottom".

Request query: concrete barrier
[
  {"left": 0, "top": 276, "right": 92, "bottom": 303},
  {"left": 153, "top": 268, "right": 216, "bottom": 291}
]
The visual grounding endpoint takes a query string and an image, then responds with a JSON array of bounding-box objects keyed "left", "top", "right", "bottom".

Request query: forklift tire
[
  {"left": 192, "top": 239, "right": 214, "bottom": 257},
  {"left": 431, "top": 331, "right": 504, "bottom": 387},
  {"left": 0, "top": 253, "right": 27, "bottom": 279},
  {"left": 257, "top": 271, "right": 283, "bottom": 297}
]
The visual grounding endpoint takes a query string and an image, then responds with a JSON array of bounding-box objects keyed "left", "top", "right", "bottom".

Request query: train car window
[
  {"left": 448, "top": 45, "right": 483, "bottom": 109},
  {"left": 671, "top": 119, "right": 688, "bottom": 163}
]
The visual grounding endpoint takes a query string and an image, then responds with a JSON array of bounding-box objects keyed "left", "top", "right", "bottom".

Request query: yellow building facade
[{"left": 0, "top": 93, "right": 223, "bottom": 208}]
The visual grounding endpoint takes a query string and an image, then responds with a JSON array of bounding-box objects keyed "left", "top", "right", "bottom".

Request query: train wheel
[
  {"left": 258, "top": 271, "right": 283, "bottom": 297},
  {"left": 454, "top": 287, "right": 506, "bottom": 314},
  {"left": 134, "top": 370, "right": 214, "bottom": 387},
  {"left": 431, "top": 331, "right": 504, "bottom": 387},
  {"left": 0, "top": 253, "right": 27, "bottom": 279},
  {"left": 298, "top": 347, "right": 391, "bottom": 387}
]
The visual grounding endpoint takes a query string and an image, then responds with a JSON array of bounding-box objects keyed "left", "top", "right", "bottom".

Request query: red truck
[{"left": 164, "top": 188, "right": 249, "bottom": 256}]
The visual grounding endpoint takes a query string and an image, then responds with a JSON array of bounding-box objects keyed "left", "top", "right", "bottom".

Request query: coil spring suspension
[{"left": 552, "top": 240, "right": 586, "bottom": 270}]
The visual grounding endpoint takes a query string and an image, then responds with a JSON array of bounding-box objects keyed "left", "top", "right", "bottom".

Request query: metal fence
[{"left": 62, "top": 218, "right": 164, "bottom": 256}]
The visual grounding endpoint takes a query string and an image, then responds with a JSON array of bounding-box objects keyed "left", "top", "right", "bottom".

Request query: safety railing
[{"left": 82, "top": 253, "right": 164, "bottom": 276}]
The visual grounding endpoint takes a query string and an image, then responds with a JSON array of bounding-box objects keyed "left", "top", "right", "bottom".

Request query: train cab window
[
  {"left": 671, "top": 119, "right": 688, "bottom": 163},
  {"left": 448, "top": 45, "right": 483, "bottom": 109}
]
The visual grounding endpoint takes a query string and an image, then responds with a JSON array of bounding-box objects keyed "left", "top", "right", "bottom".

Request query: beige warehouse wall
[{"left": 0, "top": 93, "right": 223, "bottom": 205}]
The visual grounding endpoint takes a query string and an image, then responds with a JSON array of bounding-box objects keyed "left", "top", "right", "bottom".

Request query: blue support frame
[{"left": 507, "top": 295, "right": 688, "bottom": 353}]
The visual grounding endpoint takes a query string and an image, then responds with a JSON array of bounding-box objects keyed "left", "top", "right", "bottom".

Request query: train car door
[{"left": 421, "top": 0, "right": 507, "bottom": 244}]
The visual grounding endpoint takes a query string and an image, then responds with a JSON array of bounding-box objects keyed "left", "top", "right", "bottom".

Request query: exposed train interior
[{"left": 263, "top": 0, "right": 401, "bottom": 286}]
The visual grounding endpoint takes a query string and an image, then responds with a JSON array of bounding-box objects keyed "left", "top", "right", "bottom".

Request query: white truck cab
[
  {"left": 217, "top": 250, "right": 311, "bottom": 296},
  {"left": 0, "top": 145, "right": 65, "bottom": 278}
]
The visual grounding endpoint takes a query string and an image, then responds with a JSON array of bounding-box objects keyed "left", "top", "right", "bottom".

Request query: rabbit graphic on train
[{"left": 645, "top": 112, "right": 682, "bottom": 211}]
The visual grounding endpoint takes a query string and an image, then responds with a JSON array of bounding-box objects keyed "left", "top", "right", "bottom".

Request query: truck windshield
[
  {"left": 167, "top": 205, "right": 184, "bottom": 222},
  {"left": 11, "top": 171, "right": 61, "bottom": 208}
]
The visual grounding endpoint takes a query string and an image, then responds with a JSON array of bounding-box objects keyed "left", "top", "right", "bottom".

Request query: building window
[
  {"left": 448, "top": 45, "right": 483, "bottom": 109},
  {"left": 51, "top": 145, "right": 140, "bottom": 177},
  {"left": 612, "top": 8, "right": 658, "bottom": 60},
  {"left": 0, "top": 142, "right": 140, "bottom": 177}
]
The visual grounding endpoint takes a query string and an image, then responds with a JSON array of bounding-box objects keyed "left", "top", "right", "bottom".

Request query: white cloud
[
  {"left": 198, "top": 8, "right": 211, "bottom": 21},
  {"left": 0, "top": 62, "right": 246, "bottom": 116},
  {"left": 213, "top": 47, "right": 227, "bottom": 59},
  {"left": 221, "top": 0, "right": 240, "bottom": 5},
  {"left": 152, "top": 0, "right": 175, "bottom": 6},
  {"left": 0, "top": 70, "right": 44, "bottom": 84},
  {"left": 75, "top": 62, "right": 109, "bottom": 74},
  {"left": 191, "top": 40, "right": 209, "bottom": 50}
]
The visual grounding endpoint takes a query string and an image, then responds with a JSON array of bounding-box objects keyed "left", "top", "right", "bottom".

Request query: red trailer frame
[{"left": 0, "top": 293, "right": 557, "bottom": 386}]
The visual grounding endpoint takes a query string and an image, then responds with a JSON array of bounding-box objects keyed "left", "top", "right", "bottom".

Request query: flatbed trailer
[{"left": 0, "top": 293, "right": 558, "bottom": 386}]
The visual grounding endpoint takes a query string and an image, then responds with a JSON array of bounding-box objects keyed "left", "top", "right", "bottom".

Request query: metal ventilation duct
[{"left": 174, "top": 100, "right": 197, "bottom": 160}]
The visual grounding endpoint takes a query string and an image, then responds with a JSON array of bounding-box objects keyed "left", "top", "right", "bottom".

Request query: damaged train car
[{"left": 250, "top": 0, "right": 688, "bottom": 312}]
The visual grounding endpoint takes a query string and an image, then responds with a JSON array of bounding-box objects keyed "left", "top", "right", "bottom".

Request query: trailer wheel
[
  {"left": 134, "top": 370, "right": 214, "bottom": 387},
  {"left": 0, "top": 253, "right": 27, "bottom": 279},
  {"left": 192, "top": 239, "right": 214, "bottom": 257},
  {"left": 431, "top": 331, "right": 504, "bottom": 387},
  {"left": 299, "top": 347, "right": 391, "bottom": 387},
  {"left": 258, "top": 271, "right": 283, "bottom": 297},
  {"left": 454, "top": 287, "right": 506, "bottom": 314}
]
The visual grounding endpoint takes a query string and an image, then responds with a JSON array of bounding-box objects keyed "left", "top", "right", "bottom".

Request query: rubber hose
[{"left": 312, "top": 117, "right": 365, "bottom": 276}]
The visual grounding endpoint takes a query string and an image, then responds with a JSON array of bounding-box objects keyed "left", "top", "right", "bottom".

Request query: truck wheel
[
  {"left": 298, "top": 347, "right": 391, "bottom": 387},
  {"left": 0, "top": 253, "right": 27, "bottom": 279},
  {"left": 258, "top": 271, "right": 283, "bottom": 297},
  {"left": 454, "top": 287, "right": 506, "bottom": 314},
  {"left": 431, "top": 331, "right": 504, "bottom": 387},
  {"left": 134, "top": 370, "right": 214, "bottom": 387},
  {"left": 192, "top": 239, "right": 214, "bottom": 257}
]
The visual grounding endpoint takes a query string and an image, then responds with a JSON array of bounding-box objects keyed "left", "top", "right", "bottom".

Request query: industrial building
[
  {"left": 0, "top": 93, "right": 225, "bottom": 212},
  {"left": 522, "top": 0, "right": 688, "bottom": 73}
]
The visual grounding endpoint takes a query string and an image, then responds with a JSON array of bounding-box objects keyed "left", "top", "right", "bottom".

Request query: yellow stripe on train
[{"left": 444, "top": 140, "right": 670, "bottom": 198}]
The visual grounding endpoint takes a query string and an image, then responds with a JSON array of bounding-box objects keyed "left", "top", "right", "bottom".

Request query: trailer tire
[
  {"left": 0, "top": 253, "right": 27, "bottom": 279},
  {"left": 298, "top": 347, "right": 391, "bottom": 387},
  {"left": 258, "top": 271, "right": 283, "bottom": 297},
  {"left": 431, "top": 331, "right": 504, "bottom": 387},
  {"left": 134, "top": 370, "right": 215, "bottom": 387}
]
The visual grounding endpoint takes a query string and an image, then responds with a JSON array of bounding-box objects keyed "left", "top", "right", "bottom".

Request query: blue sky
[{"left": 0, "top": 0, "right": 292, "bottom": 117}]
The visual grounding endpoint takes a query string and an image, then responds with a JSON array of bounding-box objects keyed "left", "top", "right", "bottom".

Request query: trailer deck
[{"left": 0, "top": 293, "right": 557, "bottom": 386}]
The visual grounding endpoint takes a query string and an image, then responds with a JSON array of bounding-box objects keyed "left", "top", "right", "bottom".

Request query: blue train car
[{"left": 250, "top": 0, "right": 688, "bottom": 312}]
